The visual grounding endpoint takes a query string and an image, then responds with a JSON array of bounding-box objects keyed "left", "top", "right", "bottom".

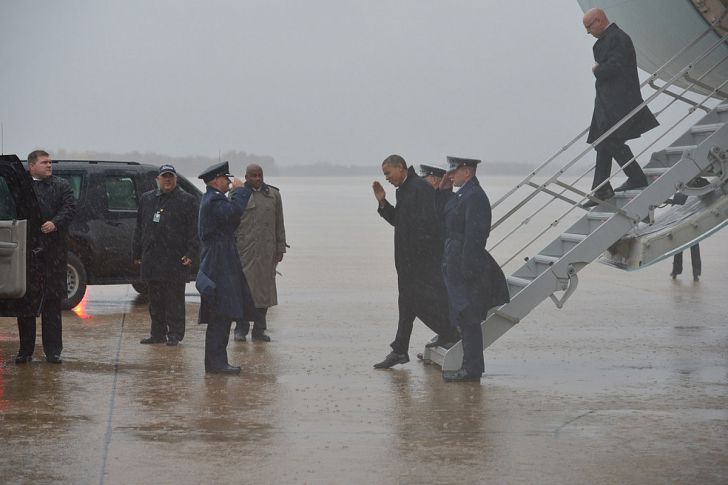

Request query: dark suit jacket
[
  {"left": 377, "top": 166, "right": 451, "bottom": 330},
  {"left": 33, "top": 175, "right": 76, "bottom": 299},
  {"left": 587, "top": 23, "right": 659, "bottom": 144},
  {"left": 133, "top": 186, "right": 199, "bottom": 282}
]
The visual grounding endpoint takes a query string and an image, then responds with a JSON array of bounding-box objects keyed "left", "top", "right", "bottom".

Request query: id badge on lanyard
[{"left": 153, "top": 211, "right": 161, "bottom": 223}]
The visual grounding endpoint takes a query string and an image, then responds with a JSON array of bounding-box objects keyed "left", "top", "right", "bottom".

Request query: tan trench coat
[{"left": 234, "top": 185, "right": 286, "bottom": 308}]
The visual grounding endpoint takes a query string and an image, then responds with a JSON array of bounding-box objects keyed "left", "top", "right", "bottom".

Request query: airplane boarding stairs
[{"left": 424, "top": 101, "right": 728, "bottom": 372}]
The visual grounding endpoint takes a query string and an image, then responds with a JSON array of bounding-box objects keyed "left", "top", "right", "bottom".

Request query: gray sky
[{"left": 2, "top": 1, "right": 601, "bottom": 165}]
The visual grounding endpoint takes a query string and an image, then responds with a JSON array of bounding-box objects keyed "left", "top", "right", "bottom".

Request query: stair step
[
  {"left": 507, "top": 276, "right": 533, "bottom": 287},
  {"left": 613, "top": 190, "right": 642, "bottom": 197},
  {"left": 560, "top": 233, "right": 587, "bottom": 243},
  {"left": 664, "top": 145, "right": 697, "bottom": 154},
  {"left": 644, "top": 167, "right": 668, "bottom": 177},
  {"left": 691, "top": 123, "right": 724, "bottom": 134},
  {"left": 533, "top": 254, "right": 560, "bottom": 265},
  {"left": 586, "top": 211, "right": 613, "bottom": 220},
  {"left": 717, "top": 104, "right": 728, "bottom": 112}
]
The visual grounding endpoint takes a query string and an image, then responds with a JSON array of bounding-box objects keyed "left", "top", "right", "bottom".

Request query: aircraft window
[
  {"left": 0, "top": 176, "right": 17, "bottom": 220},
  {"left": 104, "top": 176, "right": 138, "bottom": 210}
]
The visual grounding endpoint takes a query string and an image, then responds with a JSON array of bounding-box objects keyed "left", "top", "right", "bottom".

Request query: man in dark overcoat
[
  {"left": 133, "top": 164, "right": 199, "bottom": 346},
  {"left": 16, "top": 150, "right": 76, "bottom": 364},
  {"left": 196, "top": 161, "right": 254, "bottom": 374},
  {"left": 371, "top": 154, "right": 459, "bottom": 369},
  {"left": 582, "top": 8, "right": 659, "bottom": 208},
  {"left": 438, "top": 156, "right": 509, "bottom": 382}
]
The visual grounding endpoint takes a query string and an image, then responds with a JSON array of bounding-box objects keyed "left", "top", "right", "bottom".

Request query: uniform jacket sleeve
[
  {"left": 51, "top": 177, "right": 77, "bottom": 231},
  {"left": 462, "top": 191, "right": 491, "bottom": 280},
  {"left": 224, "top": 186, "right": 252, "bottom": 222}
]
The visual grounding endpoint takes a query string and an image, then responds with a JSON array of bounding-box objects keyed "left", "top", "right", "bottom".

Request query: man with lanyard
[{"left": 133, "top": 164, "right": 199, "bottom": 346}]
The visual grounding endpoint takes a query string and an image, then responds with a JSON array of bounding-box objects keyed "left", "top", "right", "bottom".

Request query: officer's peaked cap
[
  {"left": 418, "top": 163, "right": 447, "bottom": 178},
  {"left": 198, "top": 161, "right": 233, "bottom": 183},
  {"left": 446, "top": 156, "right": 481, "bottom": 171}
]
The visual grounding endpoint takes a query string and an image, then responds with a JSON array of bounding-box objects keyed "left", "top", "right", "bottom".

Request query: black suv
[{"left": 0, "top": 157, "right": 202, "bottom": 310}]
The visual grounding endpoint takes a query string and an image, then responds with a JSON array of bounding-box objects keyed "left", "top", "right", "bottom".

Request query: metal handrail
[
  {"left": 492, "top": 28, "right": 728, "bottom": 234},
  {"left": 496, "top": 76, "right": 728, "bottom": 267},
  {"left": 491, "top": 53, "right": 728, "bottom": 257},
  {"left": 490, "top": 16, "right": 725, "bottom": 212},
  {"left": 488, "top": 25, "right": 728, "bottom": 262},
  {"left": 493, "top": 53, "right": 728, "bottom": 260}
]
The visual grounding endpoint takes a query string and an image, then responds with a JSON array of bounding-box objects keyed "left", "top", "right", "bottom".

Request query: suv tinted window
[
  {"left": 176, "top": 177, "right": 198, "bottom": 195},
  {"left": 104, "top": 176, "right": 137, "bottom": 210},
  {"left": 57, "top": 173, "right": 83, "bottom": 200},
  {"left": 0, "top": 176, "right": 16, "bottom": 219}
]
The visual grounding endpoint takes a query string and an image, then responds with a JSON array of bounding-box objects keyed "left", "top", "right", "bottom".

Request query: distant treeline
[
  {"left": 54, "top": 149, "right": 537, "bottom": 177},
  {"left": 54, "top": 149, "right": 279, "bottom": 177}
]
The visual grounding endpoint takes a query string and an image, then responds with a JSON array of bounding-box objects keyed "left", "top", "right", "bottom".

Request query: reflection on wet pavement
[{"left": 1, "top": 177, "right": 727, "bottom": 483}]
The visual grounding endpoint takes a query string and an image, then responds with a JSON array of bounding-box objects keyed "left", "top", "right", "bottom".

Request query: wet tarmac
[{"left": 1, "top": 177, "right": 727, "bottom": 484}]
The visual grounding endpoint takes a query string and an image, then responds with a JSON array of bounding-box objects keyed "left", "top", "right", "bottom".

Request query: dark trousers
[
  {"left": 235, "top": 307, "right": 267, "bottom": 335},
  {"left": 205, "top": 314, "right": 233, "bottom": 371},
  {"left": 17, "top": 296, "right": 62, "bottom": 357},
  {"left": 148, "top": 279, "right": 186, "bottom": 340},
  {"left": 592, "top": 139, "right": 647, "bottom": 191},
  {"left": 672, "top": 244, "right": 701, "bottom": 278},
  {"left": 390, "top": 294, "right": 458, "bottom": 354},
  {"left": 452, "top": 307, "right": 485, "bottom": 376}
]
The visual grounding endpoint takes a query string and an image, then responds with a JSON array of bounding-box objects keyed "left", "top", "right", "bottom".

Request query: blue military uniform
[
  {"left": 196, "top": 162, "right": 255, "bottom": 373},
  {"left": 441, "top": 157, "right": 509, "bottom": 381}
]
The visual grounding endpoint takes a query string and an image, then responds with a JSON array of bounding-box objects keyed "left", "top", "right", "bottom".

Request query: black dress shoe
[
  {"left": 581, "top": 187, "right": 615, "bottom": 209},
  {"left": 166, "top": 336, "right": 180, "bottom": 346},
  {"left": 251, "top": 331, "right": 271, "bottom": 342},
  {"left": 46, "top": 355, "right": 63, "bottom": 364},
  {"left": 140, "top": 336, "right": 166, "bottom": 344},
  {"left": 425, "top": 336, "right": 456, "bottom": 349},
  {"left": 614, "top": 178, "right": 648, "bottom": 192},
  {"left": 15, "top": 354, "right": 33, "bottom": 364},
  {"left": 233, "top": 331, "right": 247, "bottom": 342},
  {"left": 443, "top": 368, "right": 481, "bottom": 382},
  {"left": 206, "top": 364, "right": 241, "bottom": 375},
  {"left": 373, "top": 352, "right": 409, "bottom": 369}
]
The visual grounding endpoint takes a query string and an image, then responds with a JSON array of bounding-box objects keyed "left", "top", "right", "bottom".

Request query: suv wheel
[{"left": 63, "top": 252, "right": 87, "bottom": 310}]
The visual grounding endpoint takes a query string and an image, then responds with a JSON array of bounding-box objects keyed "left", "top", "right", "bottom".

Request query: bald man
[
  {"left": 581, "top": 8, "right": 659, "bottom": 208},
  {"left": 233, "top": 164, "right": 287, "bottom": 342}
]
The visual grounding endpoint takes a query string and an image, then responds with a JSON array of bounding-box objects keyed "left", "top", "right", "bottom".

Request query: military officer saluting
[
  {"left": 196, "top": 161, "right": 256, "bottom": 374},
  {"left": 418, "top": 163, "right": 447, "bottom": 189},
  {"left": 438, "top": 156, "right": 510, "bottom": 382}
]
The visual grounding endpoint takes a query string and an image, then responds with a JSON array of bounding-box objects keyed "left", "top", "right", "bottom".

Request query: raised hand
[{"left": 372, "top": 181, "right": 386, "bottom": 202}]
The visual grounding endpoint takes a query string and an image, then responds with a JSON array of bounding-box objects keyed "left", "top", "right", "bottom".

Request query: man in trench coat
[
  {"left": 196, "top": 161, "right": 255, "bottom": 374},
  {"left": 582, "top": 8, "right": 659, "bottom": 208},
  {"left": 133, "top": 164, "right": 199, "bottom": 346},
  {"left": 371, "top": 154, "right": 460, "bottom": 369},
  {"left": 16, "top": 150, "right": 76, "bottom": 364},
  {"left": 233, "top": 164, "right": 287, "bottom": 343},
  {"left": 438, "top": 156, "right": 510, "bottom": 382}
]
